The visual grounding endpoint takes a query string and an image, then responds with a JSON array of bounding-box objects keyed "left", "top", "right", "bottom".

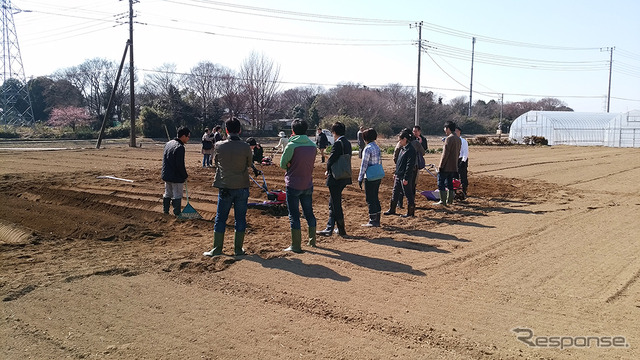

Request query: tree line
[{"left": 7, "top": 51, "right": 574, "bottom": 139}]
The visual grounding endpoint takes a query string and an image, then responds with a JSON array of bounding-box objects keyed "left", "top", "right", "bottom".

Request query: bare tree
[
  {"left": 53, "top": 58, "right": 130, "bottom": 125},
  {"left": 141, "top": 63, "right": 181, "bottom": 100},
  {"left": 217, "top": 67, "right": 246, "bottom": 121},
  {"left": 239, "top": 51, "right": 281, "bottom": 130},
  {"left": 185, "top": 61, "right": 224, "bottom": 122}
]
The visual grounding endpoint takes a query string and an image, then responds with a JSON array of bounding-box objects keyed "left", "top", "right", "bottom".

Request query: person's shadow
[
  {"left": 246, "top": 256, "right": 350, "bottom": 281},
  {"left": 312, "top": 248, "right": 426, "bottom": 276}
]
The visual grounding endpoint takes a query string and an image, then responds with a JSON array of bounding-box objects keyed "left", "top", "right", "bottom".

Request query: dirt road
[{"left": 1, "top": 140, "right": 639, "bottom": 359}]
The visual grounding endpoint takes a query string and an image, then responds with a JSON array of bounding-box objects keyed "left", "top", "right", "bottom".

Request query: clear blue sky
[{"left": 12, "top": 0, "right": 640, "bottom": 113}]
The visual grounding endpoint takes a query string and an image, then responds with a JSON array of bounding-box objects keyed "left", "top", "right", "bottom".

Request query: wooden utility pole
[
  {"left": 410, "top": 21, "right": 423, "bottom": 127},
  {"left": 96, "top": 41, "right": 130, "bottom": 149}
]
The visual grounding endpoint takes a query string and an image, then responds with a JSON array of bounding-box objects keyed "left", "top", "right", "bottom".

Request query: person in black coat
[
  {"left": 161, "top": 126, "right": 190, "bottom": 216},
  {"left": 316, "top": 127, "right": 329, "bottom": 163},
  {"left": 317, "top": 122, "right": 352, "bottom": 237},
  {"left": 384, "top": 128, "right": 417, "bottom": 217}
]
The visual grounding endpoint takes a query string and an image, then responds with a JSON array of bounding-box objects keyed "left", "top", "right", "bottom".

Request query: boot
[
  {"left": 284, "top": 229, "right": 303, "bottom": 253},
  {"left": 316, "top": 222, "right": 334, "bottom": 237},
  {"left": 203, "top": 232, "right": 225, "bottom": 257},
  {"left": 383, "top": 201, "right": 397, "bottom": 215},
  {"left": 446, "top": 189, "right": 454, "bottom": 205},
  {"left": 336, "top": 219, "right": 347, "bottom": 237},
  {"left": 171, "top": 198, "right": 182, "bottom": 216},
  {"left": 234, "top": 231, "right": 246, "bottom": 256},
  {"left": 402, "top": 205, "right": 415, "bottom": 218},
  {"left": 433, "top": 190, "right": 447, "bottom": 206},
  {"left": 162, "top": 197, "right": 171, "bottom": 214},
  {"left": 361, "top": 213, "right": 380, "bottom": 227},
  {"left": 307, "top": 227, "right": 317, "bottom": 247}
]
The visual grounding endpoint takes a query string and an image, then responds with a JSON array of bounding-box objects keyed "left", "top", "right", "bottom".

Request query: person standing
[
  {"left": 410, "top": 131, "right": 426, "bottom": 200},
  {"left": 455, "top": 126, "right": 469, "bottom": 199},
  {"left": 280, "top": 119, "right": 318, "bottom": 252},
  {"left": 357, "top": 128, "right": 382, "bottom": 227},
  {"left": 412, "top": 125, "right": 428, "bottom": 152},
  {"left": 392, "top": 140, "right": 404, "bottom": 210},
  {"left": 212, "top": 125, "right": 223, "bottom": 143},
  {"left": 203, "top": 118, "right": 256, "bottom": 257},
  {"left": 211, "top": 125, "right": 223, "bottom": 166},
  {"left": 201, "top": 127, "right": 214, "bottom": 168},
  {"left": 161, "top": 126, "right": 190, "bottom": 216},
  {"left": 317, "top": 122, "right": 352, "bottom": 237},
  {"left": 434, "top": 121, "right": 462, "bottom": 206},
  {"left": 384, "top": 129, "right": 417, "bottom": 217},
  {"left": 357, "top": 126, "right": 365, "bottom": 158},
  {"left": 273, "top": 131, "right": 288, "bottom": 157},
  {"left": 316, "top": 127, "right": 329, "bottom": 163}
]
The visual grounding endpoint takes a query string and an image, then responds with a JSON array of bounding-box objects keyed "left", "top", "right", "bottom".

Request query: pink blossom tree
[{"left": 47, "top": 106, "right": 92, "bottom": 132}]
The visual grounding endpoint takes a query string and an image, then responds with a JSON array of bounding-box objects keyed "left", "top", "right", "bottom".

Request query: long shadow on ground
[{"left": 246, "top": 256, "right": 351, "bottom": 281}]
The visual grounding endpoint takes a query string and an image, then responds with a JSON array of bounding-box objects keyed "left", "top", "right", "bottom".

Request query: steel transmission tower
[{"left": 1, "top": 0, "right": 34, "bottom": 125}]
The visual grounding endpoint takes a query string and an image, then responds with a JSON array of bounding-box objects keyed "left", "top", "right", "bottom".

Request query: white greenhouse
[{"left": 508, "top": 110, "right": 640, "bottom": 147}]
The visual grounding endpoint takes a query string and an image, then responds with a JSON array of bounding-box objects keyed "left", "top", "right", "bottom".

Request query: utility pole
[
  {"left": 410, "top": 21, "right": 423, "bottom": 127},
  {"left": 600, "top": 47, "right": 614, "bottom": 113},
  {"left": 128, "top": 0, "right": 137, "bottom": 147},
  {"left": 498, "top": 93, "right": 504, "bottom": 138},
  {"left": 468, "top": 37, "right": 476, "bottom": 117}
]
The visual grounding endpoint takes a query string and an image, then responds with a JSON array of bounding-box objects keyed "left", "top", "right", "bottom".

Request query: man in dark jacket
[
  {"left": 317, "top": 122, "right": 352, "bottom": 237},
  {"left": 384, "top": 128, "right": 417, "bottom": 217},
  {"left": 315, "top": 127, "right": 329, "bottom": 163},
  {"left": 161, "top": 126, "right": 190, "bottom": 216}
]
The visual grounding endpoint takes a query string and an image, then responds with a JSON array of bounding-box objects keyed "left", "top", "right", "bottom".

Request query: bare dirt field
[{"left": 1, "top": 138, "right": 639, "bottom": 359}]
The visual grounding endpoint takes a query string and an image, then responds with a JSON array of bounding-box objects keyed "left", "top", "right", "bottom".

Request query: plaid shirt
[{"left": 358, "top": 142, "right": 381, "bottom": 182}]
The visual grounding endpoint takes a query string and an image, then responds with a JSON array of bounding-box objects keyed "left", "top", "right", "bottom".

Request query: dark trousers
[
  {"left": 391, "top": 175, "right": 415, "bottom": 207},
  {"left": 364, "top": 179, "right": 381, "bottom": 214},
  {"left": 327, "top": 183, "right": 347, "bottom": 227},
  {"left": 457, "top": 159, "right": 468, "bottom": 193}
]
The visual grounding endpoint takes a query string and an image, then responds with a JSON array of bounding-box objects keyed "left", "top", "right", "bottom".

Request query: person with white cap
[{"left": 273, "top": 130, "right": 288, "bottom": 157}]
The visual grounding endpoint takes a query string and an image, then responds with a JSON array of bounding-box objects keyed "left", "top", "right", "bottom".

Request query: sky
[{"left": 8, "top": 0, "right": 640, "bottom": 114}]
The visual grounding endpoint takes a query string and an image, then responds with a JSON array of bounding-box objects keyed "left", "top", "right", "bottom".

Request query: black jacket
[
  {"left": 316, "top": 132, "right": 329, "bottom": 149},
  {"left": 161, "top": 138, "right": 188, "bottom": 183},
  {"left": 326, "top": 136, "right": 353, "bottom": 187},
  {"left": 395, "top": 143, "right": 416, "bottom": 181}
]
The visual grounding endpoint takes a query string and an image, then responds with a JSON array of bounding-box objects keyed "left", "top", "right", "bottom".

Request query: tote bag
[
  {"left": 365, "top": 163, "right": 385, "bottom": 181},
  {"left": 331, "top": 153, "right": 352, "bottom": 180}
]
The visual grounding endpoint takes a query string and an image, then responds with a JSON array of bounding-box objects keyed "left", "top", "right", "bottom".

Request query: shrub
[
  {"left": 522, "top": 136, "right": 548, "bottom": 145},
  {"left": 105, "top": 125, "right": 131, "bottom": 139},
  {"left": 0, "top": 128, "right": 19, "bottom": 138}
]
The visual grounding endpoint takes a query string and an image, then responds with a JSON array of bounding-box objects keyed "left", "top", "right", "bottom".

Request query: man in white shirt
[{"left": 455, "top": 126, "right": 469, "bottom": 199}]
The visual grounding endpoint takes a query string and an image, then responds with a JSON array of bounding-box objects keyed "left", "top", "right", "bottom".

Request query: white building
[{"left": 509, "top": 110, "right": 640, "bottom": 147}]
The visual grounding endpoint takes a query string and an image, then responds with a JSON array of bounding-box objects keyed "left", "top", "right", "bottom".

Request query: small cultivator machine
[
  {"left": 419, "top": 163, "right": 465, "bottom": 202},
  {"left": 247, "top": 173, "right": 288, "bottom": 216}
]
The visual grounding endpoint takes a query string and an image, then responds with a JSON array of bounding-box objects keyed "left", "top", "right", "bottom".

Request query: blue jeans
[
  {"left": 202, "top": 154, "right": 211, "bottom": 167},
  {"left": 437, "top": 171, "right": 455, "bottom": 193},
  {"left": 213, "top": 188, "right": 249, "bottom": 233},
  {"left": 286, "top": 186, "right": 316, "bottom": 230}
]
